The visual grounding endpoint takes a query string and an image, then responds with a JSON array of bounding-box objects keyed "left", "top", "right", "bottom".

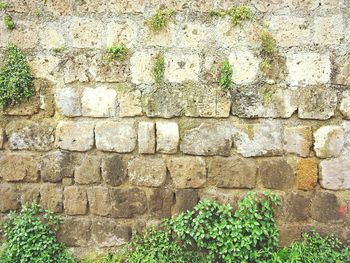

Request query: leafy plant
[
  {"left": 0, "top": 1, "right": 9, "bottom": 9},
  {"left": 0, "top": 202, "right": 75, "bottom": 263},
  {"left": 147, "top": 7, "right": 174, "bottom": 32},
  {"left": 81, "top": 250, "right": 128, "bottom": 263},
  {"left": 0, "top": 43, "right": 34, "bottom": 109},
  {"left": 3, "top": 15, "right": 15, "bottom": 30},
  {"left": 104, "top": 43, "right": 129, "bottom": 62},
  {"left": 152, "top": 53, "right": 165, "bottom": 85},
  {"left": 219, "top": 59, "right": 233, "bottom": 90},
  {"left": 210, "top": 5, "right": 252, "bottom": 26}
]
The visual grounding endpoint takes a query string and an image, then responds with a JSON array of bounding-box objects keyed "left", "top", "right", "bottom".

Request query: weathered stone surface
[
  {"left": 167, "top": 157, "right": 206, "bottom": 188},
  {"left": 177, "top": 22, "right": 211, "bottom": 48},
  {"left": 41, "top": 151, "right": 74, "bottom": 182},
  {"left": 229, "top": 50, "right": 259, "bottom": 85},
  {"left": 284, "top": 126, "right": 312, "bottom": 157},
  {"left": 29, "top": 55, "right": 60, "bottom": 82},
  {"left": 75, "top": 156, "right": 101, "bottom": 185},
  {"left": 20, "top": 185, "right": 40, "bottom": 205},
  {"left": 259, "top": 159, "right": 295, "bottom": 190},
  {"left": 286, "top": 53, "right": 331, "bottom": 86},
  {"left": 128, "top": 157, "right": 166, "bottom": 187},
  {"left": 64, "top": 186, "right": 88, "bottom": 215},
  {"left": 208, "top": 156, "right": 257, "bottom": 188},
  {"left": 6, "top": 121, "right": 54, "bottom": 151},
  {"left": 87, "top": 186, "right": 110, "bottom": 216},
  {"left": 310, "top": 192, "right": 340, "bottom": 223},
  {"left": 95, "top": 121, "right": 136, "bottom": 152},
  {"left": 340, "top": 91, "right": 350, "bottom": 119},
  {"left": 63, "top": 54, "right": 90, "bottom": 84},
  {"left": 284, "top": 192, "right": 311, "bottom": 222},
  {"left": 235, "top": 120, "right": 283, "bottom": 157},
  {"left": 130, "top": 51, "right": 154, "bottom": 84},
  {"left": 0, "top": 20, "right": 38, "bottom": 49},
  {"left": 67, "top": 17, "right": 103, "bottom": 48},
  {"left": 40, "top": 184, "right": 63, "bottom": 213},
  {"left": 278, "top": 224, "right": 303, "bottom": 247},
  {"left": 101, "top": 155, "right": 127, "bottom": 186},
  {"left": 231, "top": 86, "right": 298, "bottom": 118},
  {"left": 145, "top": 23, "right": 173, "bottom": 47},
  {"left": 149, "top": 189, "right": 174, "bottom": 218},
  {"left": 298, "top": 86, "right": 337, "bottom": 120},
  {"left": 173, "top": 189, "right": 199, "bottom": 215},
  {"left": 138, "top": 122, "right": 155, "bottom": 154},
  {"left": 335, "top": 55, "right": 350, "bottom": 85},
  {"left": 0, "top": 154, "right": 38, "bottom": 182},
  {"left": 58, "top": 217, "right": 91, "bottom": 247},
  {"left": 115, "top": 84, "right": 142, "bottom": 117},
  {"left": 103, "top": 20, "right": 137, "bottom": 47},
  {"left": 55, "top": 87, "right": 81, "bottom": 117},
  {"left": 110, "top": 0, "right": 145, "bottom": 13},
  {"left": 199, "top": 188, "right": 244, "bottom": 211},
  {"left": 55, "top": 121, "right": 95, "bottom": 152},
  {"left": 313, "top": 15, "right": 344, "bottom": 45},
  {"left": 180, "top": 123, "right": 233, "bottom": 156},
  {"left": 296, "top": 158, "right": 318, "bottom": 190},
  {"left": 81, "top": 87, "right": 117, "bottom": 117},
  {"left": 0, "top": 184, "right": 20, "bottom": 212},
  {"left": 320, "top": 158, "right": 350, "bottom": 190},
  {"left": 156, "top": 122, "right": 179, "bottom": 154},
  {"left": 314, "top": 126, "right": 344, "bottom": 158},
  {"left": 46, "top": 0, "right": 73, "bottom": 15},
  {"left": 164, "top": 53, "right": 200, "bottom": 83},
  {"left": 90, "top": 54, "right": 128, "bottom": 83},
  {"left": 0, "top": 128, "right": 3, "bottom": 149},
  {"left": 39, "top": 22, "right": 66, "bottom": 50},
  {"left": 91, "top": 218, "right": 131, "bottom": 247}
]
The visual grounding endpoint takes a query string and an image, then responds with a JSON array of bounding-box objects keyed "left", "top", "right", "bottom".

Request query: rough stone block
[
  {"left": 313, "top": 15, "right": 344, "bottom": 45},
  {"left": 55, "top": 87, "right": 82, "bottom": 117},
  {"left": 310, "top": 192, "right": 340, "bottom": 223},
  {"left": 298, "top": 86, "right": 337, "bottom": 120},
  {"left": 75, "top": 156, "right": 101, "bottom": 184},
  {"left": 81, "top": 87, "right": 117, "bottom": 117},
  {"left": 167, "top": 157, "right": 206, "bottom": 188},
  {"left": 340, "top": 91, "right": 350, "bottom": 119},
  {"left": 90, "top": 54, "right": 128, "bottom": 83},
  {"left": 46, "top": 0, "right": 73, "bottom": 15},
  {"left": 335, "top": 55, "right": 350, "bottom": 85},
  {"left": 259, "top": 159, "right": 295, "bottom": 190},
  {"left": 101, "top": 155, "right": 127, "bottom": 186},
  {"left": 164, "top": 53, "right": 200, "bottom": 83},
  {"left": 173, "top": 189, "right": 199, "bottom": 215},
  {"left": 128, "top": 157, "right": 166, "bottom": 187},
  {"left": 55, "top": 121, "right": 95, "bottom": 152},
  {"left": 228, "top": 50, "right": 259, "bottom": 85},
  {"left": 156, "top": 122, "right": 179, "bottom": 154},
  {"left": 87, "top": 186, "right": 110, "bottom": 216},
  {"left": 283, "top": 126, "right": 312, "bottom": 157},
  {"left": 39, "top": 22, "right": 66, "bottom": 50},
  {"left": 138, "top": 122, "right": 155, "bottom": 154},
  {"left": 145, "top": 24, "right": 173, "bottom": 47},
  {"left": 64, "top": 186, "right": 88, "bottom": 215},
  {"left": 177, "top": 22, "right": 211, "bottom": 48},
  {"left": 63, "top": 54, "right": 90, "bottom": 84},
  {"left": 283, "top": 192, "right": 311, "bottom": 222},
  {"left": 180, "top": 123, "right": 233, "bottom": 156},
  {"left": 296, "top": 158, "right": 318, "bottom": 190},
  {"left": 0, "top": 20, "right": 38, "bottom": 49},
  {"left": 91, "top": 218, "right": 131, "bottom": 247},
  {"left": 58, "top": 217, "right": 91, "bottom": 247},
  {"left": 208, "top": 156, "right": 257, "bottom": 188},
  {"left": 0, "top": 154, "right": 38, "bottom": 182},
  {"left": 41, "top": 151, "right": 74, "bottom": 183},
  {"left": 6, "top": 120, "right": 54, "bottom": 151},
  {"left": 0, "top": 128, "right": 4, "bottom": 149},
  {"left": 286, "top": 52, "right": 331, "bottom": 86},
  {"left": 29, "top": 55, "right": 60, "bottom": 82},
  {"left": 109, "top": 0, "right": 145, "bottom": 13},
  {"left": 320, "top": 158, "right": 350, "bottom": 190},
  {"left": 0, "top": 184, "right": 20, "bottom": 212},
  {"left": 67, "top": 17, "right": 103, "bottom": 48},
  {"left": 103, "top": 20, "right": 136, "bottom": 47},
  {"left": 130, "top": 51, "right": 154, "bottom": 84},
  {"left": 95, "top": 121, "right": 136, "bottom": 152},
  {"left": 40, "top": 184, "right": 63, "bottom": 213},
  {"left": 115, "top": 84, "right": 142, "bottom": 117},
  {"left": 20, "top": 185, "right": 40, "bottom": 206},
  {"left": 314, "top": 126, "right": 344, "bottom": 158},
  {"left": 149, "top": 189, "right": 174, "bottom": 218}
]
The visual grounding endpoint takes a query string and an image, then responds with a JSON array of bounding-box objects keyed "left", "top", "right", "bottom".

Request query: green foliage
[
  {"left": 147, "top": 7, "right": 174, "bottom": 32},
  {"left": 0, "top": 203, "right": 75, "bottom": 263},
  {"left": 219, "top": 59, "right": 233, "bottom": 90},
  {"left": 259, "top": 30, "right": 278, "bottom": 74},
  {"left": 152, "top": 54, "right": 165, "bottom": 85},
  {"left": 3, "top": 15, "right": 15, "bottom": 30},
  {"left": 210, "top": 5, "right": 252, "bottom": 26},
  {"left": 104, "top": 43, "right": 129, "bottom": 62},
  {"left": 0, "top": 44, "right": 34, "bottom": 109},
  {"left": 52, "top": 45, "right": 67, "bottom": 53},
  {"left": 270, "top": 230, "right": 350, "bottom": 263},
  {"left": 81, "top": 250, "right": 128, "bottom": 263},
  {"left": 0, "top": 1, "right": 9, "bottom": 9},
  {"left": 32, "top": 8, "right": 42, "bottom": 17}
]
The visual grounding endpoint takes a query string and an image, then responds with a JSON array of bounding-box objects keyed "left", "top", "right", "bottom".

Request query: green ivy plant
[
  {"left": 3, "top": 15, "right": 15, "bottom": 30},
  {"left": 209, "top": 5, "right": 252, "bottom": 26},
  {"left": 0, "top": 43, "right": 34, "bottom": 109},
  {"left": 152, "top": 53, "right": 165, "bottom": 85},
  {"left": 147, "top": 7, "right": 175, "bottom": 32},
  {"left": 219, "top": 59, "right": 233, "bottom": 90},
  {"left": 104, "top": 43, "right": 129, "bottom": 62},
  {"left": 0, "top": 203, "right": 75, "bottom": 263}
]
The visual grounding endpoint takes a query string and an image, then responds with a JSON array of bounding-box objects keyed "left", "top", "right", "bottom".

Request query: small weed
[
  {"left": 260, "top": 58, "right": 272, "bottom": 72},
  {"left": 104, "top": 43, "right": 129, "bottom": 62},
  {"left": 261, "top": 86, "right": 275, "bottom": 105},
  {"left": 259, "top": 29, "right": 278, "bottom": 74},
  {"left": 32, "top": 8, "right": 42, "bottom": 17},
  {"left": 210, "top": 5, "right": 252, "bottom": 26},
  {"left": 152, "top": 53, "right": 165, "bottom": 85},
  {"left": 219, "top": 59, "right": 233, "bottom": 90},
  {"left": 52, "top": 45, "right": 67, "bottom": 53},
  {"left": 147, "top": 7, "right": 175, "bottom": 32},
  {"left": 0, "top": 1, "right": 9, "bottom": 10},
  {"left": 3, "top": 15, "right": 15, "bottom": 30}
]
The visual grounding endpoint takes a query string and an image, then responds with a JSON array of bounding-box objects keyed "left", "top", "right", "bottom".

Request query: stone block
[
  {"left": 138, "top": 122, "right": 155, "bottom": 154},
  {"left": 29, "top": 55, "right": 60, "bottom": 82},
  {"left": 0, "top": 154, "right": 38, "bottom": 182},
  {"left": 0, "top": 128, "right": 3, "bottom": 149},
  {"left": 208, "top": 156, "right": 257, "bottom": 188},
  {"left": 87, "top": 186, "right": 110, "bottom": 216},
  {"left": 67, "top": 17, "right": 103, "bottom": 48},
  {"left": 173, "top": 189, "right": 199, "bottom": 215},
  {"left": 0, "top": 184, "right": 20, "bottom": 212},
  {"left": 314, "top": 126, "right": 344, "bottom": 158},
  {"left": 6, "top": 120, "right": 54, "bottom": 151},
  {"left": 55, "top": 87, "right": 81, "bottom": 117},
  {"left": 167, "top": 157, "right": 207, "bottom": 188},
  {"left": 259, "top": 159, "right": 295, "bottom": 190},
  {"left": 41, "top": 151, "right": 74, "bottom": 183},
  {"left": 95, "top": 121, "right": 136, "bottom": 152},
  {"left": 39, "top": 22, "right": 66, "bottom": 50},
  {"left": 64, "top": 186, "right": 88, "bottom": 215},
  {"left": 55, "top": 121, "right": 95, "bottom": 152},
  {"left": 176, "top": 22, "right": 211, "bottom": 48},
  {"left": 320, "top": 158, "right": 350, "bottom": 190},
  {"left": 102, "top": 20, "right": 136, "bottom": 47},
  {"left": 58, "top": 217, "right": 91, "bottom": 247},
  {"left": 40, "top": 184, "right": 63, "bottom": 213},
  {"left": 156, "top": 122, "right": 179, "bottom": 154},
  {"left": 283, "top": 192, "right": 311, "bottom": 222},
  {"left": 101, "top": 155, "right": 127, "bottom": 186},
  {"left": 20, "top": 185, "right": 40, "bottom": 206},
  {"left": 340, "top": 91, "right": 350, "bottom": 119},
  {"left": 283, "top": 126, "right": 312, "bottom": 157},
  {"left": 128, "top": 157, "right": 166, "bottom": 187},
  {"left": 46, "top": 0, "right": 73, "bottom": 15},
  {"left": 335, "top": 55, "right": 350, "bottom": 85},
  {"left": 313, "top": 15, "right": 344, "bottom": 45},
  {"left": 115, "top": 84, "right": 142, "bottom": 117},
  {"left": 81, "top": 87, "right": 117, "bottom": 117},
  {"left": 296, "top": 158, "right": 318, "bottom": 190},
  {"left": 149, "top": 189, "right": 174, "bottom": 218},
  {"left": 0, "top": 20, "right": 38, "bottom": 49},
  {"left": 310, "top": 192, "right": 340, "bottom": 223},
  {"left": 109, "top": 0, "right": 145, "bottom": 13},
  {"left": 164, "top": 53, "right": 200, "bottom": 83},
  {"left": 130, "top": 51, "right": 154, "bottom": 84},
  {"left": 63, "top": 54, "right": 90, "bottom": 84},
  {"left": 228, "top": 50, "right": 259, "bottom": 85},
  {"left": 75, "top": 156, "right": 101, "bottom": 184}
]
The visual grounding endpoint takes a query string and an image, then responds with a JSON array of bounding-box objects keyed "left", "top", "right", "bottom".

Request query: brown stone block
[
  {"left": 296, "top": 158, "right": 318, "bottom": 190},
  {"left": 0, "top": 184, "right": 20, "bottom": 212},
  {"left": 40, "top": 184, "right": 63, "bottom": 213},
  {"left": 149, "top": 189, "right": 174, "bottom": 218},
  {"left": 87, "top": 186, "right": 111, "bottom": 216},
  {"left": 64, "top": 186, "right": 88, "bottom": 215},
  {"left": 101, "top": 155, "right": 127, "bottom": 186},
  {"left": 283, "top": 192, "right": 311, "bottom": 222},
  {"left": 259, "top": 159, "right": 295, "bottom": 190},
  {"left": 310, "top": 192, "right": 341, "bottom": 223},
  {"left": 58, "top": 217, "right": 91, "bottom": 247},
  {"left": 75, "top": 156, "right": 101, "bottom": 185},
  {"left": 41, "top": 151, "right": 74, "bottom": 183},
  {"left": 173, "top": 189, "right": 199, "bottom": 215}
]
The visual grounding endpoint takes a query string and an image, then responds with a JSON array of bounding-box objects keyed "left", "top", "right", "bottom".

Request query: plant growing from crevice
[
  {"left": 3, "top": 15, "right": 15, "bottom": 30},
  {"left": 209, "top": 5, "right": 252, "bottom": 26},
  {"left": 147, "top": 7, "right": 175, "bottom": 32},
  {"left": 259, "top": 29, "right": 278, "bottom": 74},
  {"left": 104, "top": 43, "right": 129, "bottom": 62},
  {"left": 32, "top": 8, "right": 42, "bottom": 17},
  {"left": 152, "top": 53, "right": 165, "bottom": 85},
  {"left": 0, "top": 43, "right": 34, "bottom": 109},
  {"left": 219, "top": 59, "right": 233, "bottom": 90},
  {"left": 52, "top": 45, "right": 67, "bottom": 53},
  {"left": 0, "top": 1, "right": 9, "bottom": 10}
]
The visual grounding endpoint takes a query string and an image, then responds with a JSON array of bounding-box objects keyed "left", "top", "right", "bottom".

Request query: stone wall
[{"left": 0, "top": 0, "right": 350, "bottom": 257}]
